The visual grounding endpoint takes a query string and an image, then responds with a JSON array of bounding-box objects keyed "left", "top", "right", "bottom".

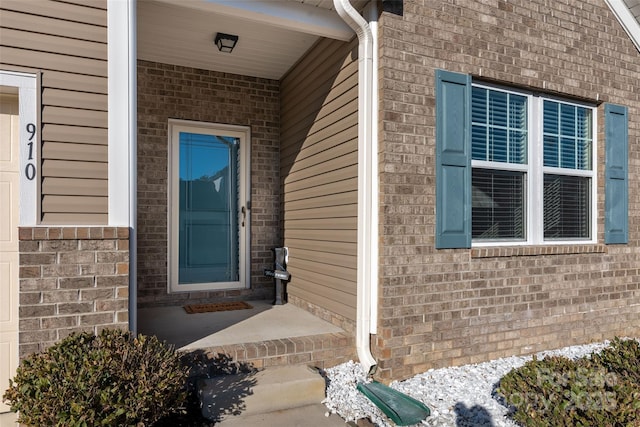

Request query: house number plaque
[{"left": 24, "top": 122, "right": 36, "bottom": 181}]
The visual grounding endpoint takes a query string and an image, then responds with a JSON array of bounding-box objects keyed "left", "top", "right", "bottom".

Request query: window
[
  {"left": 471, "top": 87, "right": 528, "bottom": 241},
  {"left": 471, "top": 85, "right": 595, "bottom": 244},
  {"left": 435, "top": 70, "right": 628, "bottom": 249}
]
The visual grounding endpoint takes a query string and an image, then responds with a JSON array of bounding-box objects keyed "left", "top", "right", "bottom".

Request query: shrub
[
  {"left": 590, "top": 337, "right": 640, "bottom": 385},
  {"left": 497, "top": 339, "right": 640, "bottom": 426},
  {"left": 3, "top": 329, "right": 188, "bottom": 426}
]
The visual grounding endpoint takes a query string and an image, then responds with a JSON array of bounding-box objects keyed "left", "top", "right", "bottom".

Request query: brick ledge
[
  {"left": 471, "top": 244, "right": 607, "bottom": 258},
  {"left": 19, "top": 226, "right": 129, "bottom": 241}
]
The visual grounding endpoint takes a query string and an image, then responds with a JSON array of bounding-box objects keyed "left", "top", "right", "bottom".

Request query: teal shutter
[
  {"left": 604, "top": 103, "right": 629, "bottom": 244},
  {"left": 435, "top": 70, "right": 471, "bottom": 248}
]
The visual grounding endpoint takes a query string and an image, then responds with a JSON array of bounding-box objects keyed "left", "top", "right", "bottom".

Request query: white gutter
[{"left": 333, "top": 0, "right": 378, "bottom": 376}]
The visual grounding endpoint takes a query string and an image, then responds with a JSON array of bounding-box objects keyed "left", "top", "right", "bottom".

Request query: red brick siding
[
  {"left": 18, "top": 227, "right": 129, "bottom": 357},
  {"left": 375, "top": 0, "right": 640, "bottom": 380}
]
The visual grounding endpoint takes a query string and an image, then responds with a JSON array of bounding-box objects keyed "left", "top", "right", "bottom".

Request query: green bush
[
  {"left": 590, "top": 337, "right": 640, "bottom": 386},
  {"left": 497, "top": 338, "right": 640, "bottom": 426},
  {"left": 3, "top": 329, "right": 188, "bottom": 427}
]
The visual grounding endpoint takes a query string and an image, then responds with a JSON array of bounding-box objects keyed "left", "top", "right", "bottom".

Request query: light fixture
[{"left": 214, "top": 32, "right": 239, "bottom": 53}]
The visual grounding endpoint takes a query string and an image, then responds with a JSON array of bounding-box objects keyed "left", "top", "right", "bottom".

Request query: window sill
[{"left": 470, "top": 244, "right": 607, "bottom": 258}]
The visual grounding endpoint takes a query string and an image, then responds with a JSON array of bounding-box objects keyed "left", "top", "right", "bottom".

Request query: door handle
[{"left": 241, "top": 206, "right": 246, "bottom": 227}]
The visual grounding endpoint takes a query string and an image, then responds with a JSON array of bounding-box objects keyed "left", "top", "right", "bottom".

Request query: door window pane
[{"left": 178, "top": 132, "right": 239, "bottom": 284}]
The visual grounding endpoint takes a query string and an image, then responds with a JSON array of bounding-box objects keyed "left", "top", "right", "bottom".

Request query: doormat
[{"left": 183, "top": 301, "right": 253, "bottom": 314}]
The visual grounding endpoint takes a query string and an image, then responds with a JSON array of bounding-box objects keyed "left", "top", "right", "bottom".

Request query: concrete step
[
  {"left": 197, "top": 364, "right": 327, "bottom": 423},
  {"left": 211, "top": 403, "right": 349, "bottom": 427}
]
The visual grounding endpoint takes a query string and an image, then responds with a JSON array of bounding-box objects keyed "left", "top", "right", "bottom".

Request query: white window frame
[
  {"left": 167, "top": 119, "right": 251, "bottom": 293},
  {"left": 471, "top": 83, "right": 597, "bottom": 247}
]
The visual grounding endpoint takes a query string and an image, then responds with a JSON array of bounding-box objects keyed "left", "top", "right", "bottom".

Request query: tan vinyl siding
[
  {"left": 280, "top": 37, "right": 359, "bottom": 324},
  {"left": 41, "top": 71, "right": 107, "bottom": 93},
  {"left": 0, "top": 1, "right": 107, "bottom": 26},
  {"left": 43, "top": 124, "right": 107, "bottom": 145},
  {"left": 41, "top": 177, "right": 107, "bottom": 196},
  {"left": 0, "top": 28, "right": 107, "bottom": 60},
  {"left": 42, "top": 195, "right": 107, "bottom": 213},
  {"left": 0, "top": 0, "right": 108, "bottom": 224},
  {"left": 0, "top": 9, "right": 106, "bottom": 43},
  {"left": 42, "top": 141, "right": 107, "bottom": 162},
  {"left": 42, "top": 89, "right": 107, "bottom": 111},
  {"left": 42, "top": 159, "right": 107, "bottom": 179}
]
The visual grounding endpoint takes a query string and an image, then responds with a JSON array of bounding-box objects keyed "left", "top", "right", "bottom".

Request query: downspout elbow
[{"left": 334, "top": 0, "right": 372, "bottom": 48}]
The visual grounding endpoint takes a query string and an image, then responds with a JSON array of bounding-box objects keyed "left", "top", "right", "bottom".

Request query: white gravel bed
[{"left": 323, "top": 341, "right": 614, "bottom": 427}]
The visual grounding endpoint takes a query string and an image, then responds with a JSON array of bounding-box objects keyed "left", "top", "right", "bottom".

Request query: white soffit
[
  {"left": 137, "top": 0, "right": 359, "bottom": 80},
  {"left": 198, "top": 0, "right": 353, "bottom": 40}
]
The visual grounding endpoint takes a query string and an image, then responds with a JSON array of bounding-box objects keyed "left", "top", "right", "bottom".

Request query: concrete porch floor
[
  {"left": 137, "top": 300, "right": 344, "bottom": 351},
  {"left": 0, "top": 412, "right": 16, "bottom": 427}
]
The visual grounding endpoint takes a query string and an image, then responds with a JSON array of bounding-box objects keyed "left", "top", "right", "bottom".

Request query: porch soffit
[{"left": 138, "top": 0, "right": 365, "bottom": 80}]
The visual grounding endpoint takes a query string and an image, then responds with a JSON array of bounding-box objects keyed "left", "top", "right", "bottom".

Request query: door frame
[
  {"left": 167, "top": 119, "right": 251, "bottom": 293},
  {"left": 0, "top": 71, "right": 37, "bottom": 413},
  {"left": 0, "top": 71, "right": 38, "bottom": 226}
]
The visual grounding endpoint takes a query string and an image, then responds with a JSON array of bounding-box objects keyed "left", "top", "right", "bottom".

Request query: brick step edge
[{"left": 198, "top": 332, "right": 356, "bottom": 370}]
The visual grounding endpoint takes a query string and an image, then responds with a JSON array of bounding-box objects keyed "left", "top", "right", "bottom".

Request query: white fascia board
[
  {"left": 107, "top": 0, "right": 136, "bottom": 227},
  {"left": 605, "top": 0, "right": 640, "bottom": 52},
  {"left": 155, "top": 0, "right": 353, "bottom": 41}
]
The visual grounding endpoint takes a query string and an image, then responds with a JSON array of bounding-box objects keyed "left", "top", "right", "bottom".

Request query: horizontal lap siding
[
  {"left": 0, "top": 0, "right": 108, "bottom": 224},
  {"left": 280, "top": 37, "right": 359, "bottom": 323}
]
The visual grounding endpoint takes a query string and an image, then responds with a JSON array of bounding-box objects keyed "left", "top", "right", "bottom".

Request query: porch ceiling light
[{"left": 214, "top": 32, "right": 239, "bottom": 53}]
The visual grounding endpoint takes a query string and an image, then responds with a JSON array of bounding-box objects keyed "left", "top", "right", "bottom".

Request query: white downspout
[
  {"left": 107, "top": 0, "right": 137, "bottom": 334},
  {"left": 333, "top": 0, "right": 378, "bottom": 375},
  {"left": 127, "top": 1, "right": 138, "bottom": 335}
]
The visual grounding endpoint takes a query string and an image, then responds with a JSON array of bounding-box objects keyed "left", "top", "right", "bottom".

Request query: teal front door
[{"left": 169, "top": 120, "right": 250, "bottom": 292}]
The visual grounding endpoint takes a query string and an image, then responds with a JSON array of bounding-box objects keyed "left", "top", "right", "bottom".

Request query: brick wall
[
  {"left": 375, "top": 0, "right": 640, "bottom": 380},
  {"left": 18, "top": 227, "right": 129, "bottom": 358},
  {"left": 137, "top": 60, "right": 280, "bottom": 306}
]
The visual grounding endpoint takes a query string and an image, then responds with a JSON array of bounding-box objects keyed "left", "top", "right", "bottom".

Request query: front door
[
  {"left": 0, "top": 91, "right": 19, "bottom": 413},
  {"left": 169, "top": 120, "right": 250, "bottom": 292}
]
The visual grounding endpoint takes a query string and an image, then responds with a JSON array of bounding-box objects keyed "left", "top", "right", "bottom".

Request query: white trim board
[{"left": 0, "top": 71, "right": 38, "bottom": 226}]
